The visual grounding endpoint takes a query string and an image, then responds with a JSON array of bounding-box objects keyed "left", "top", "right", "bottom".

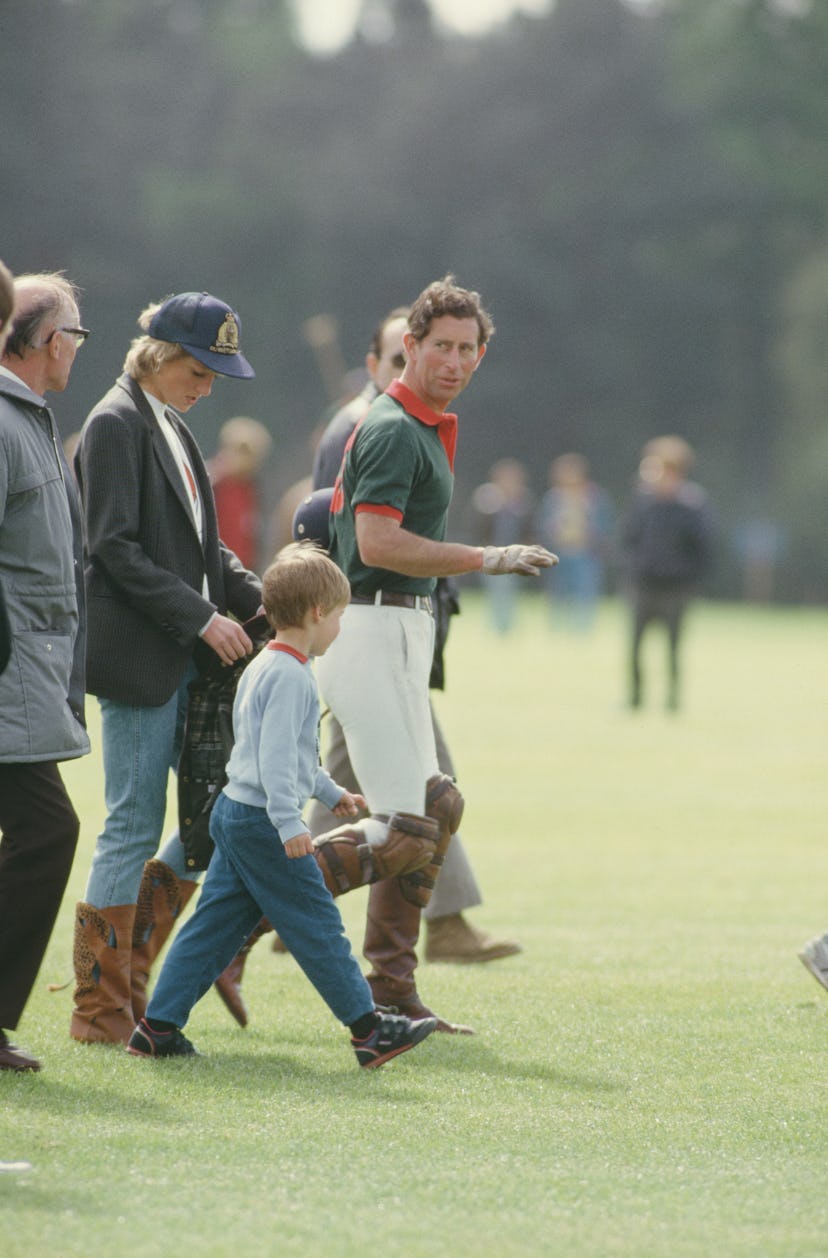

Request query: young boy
[{"left": 127, "top": 543, "right": 437, "bottom": 1068}]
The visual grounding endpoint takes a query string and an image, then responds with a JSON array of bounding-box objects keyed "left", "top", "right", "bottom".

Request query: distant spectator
[
  {"left": 210, "top": 416, "right": 272, "bottom": 570},
  {"left": 535, "top": 453, "right": 613, "bottom": 632},
  {"left": 734, "top": 516, "right": 783, "bottom": 604},
  {"left": 267, "top": 473, "right": 313, "bottom": 559},
  {"left": 472, "top": 458, "right": 535, "bottom": 633},
  {"left": 621, "top": 436, "right": 713, "bottom": 712}
]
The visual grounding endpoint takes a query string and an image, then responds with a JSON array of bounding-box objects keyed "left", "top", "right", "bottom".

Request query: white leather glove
[{"left": 481, "top": 544, "right": 559, "bottom": 576}]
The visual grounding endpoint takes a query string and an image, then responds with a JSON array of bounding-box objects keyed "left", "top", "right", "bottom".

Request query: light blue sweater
[{"left": 223, "top": 642, "right": 342, "bottom": 842}]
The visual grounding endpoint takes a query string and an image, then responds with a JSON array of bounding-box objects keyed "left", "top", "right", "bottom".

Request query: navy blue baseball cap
[
  {"left": 292, "top": 487, "right": 334, "bottom": 548},
  {"left": 148, "top": 291, "right": 255, "bottom": 379}
]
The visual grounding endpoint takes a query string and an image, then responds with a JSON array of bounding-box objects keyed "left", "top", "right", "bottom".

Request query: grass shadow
[
  {"left": 0, "top": 1074, "right": 172, "bottom": 1120},
  {"left": 422, "top": 1035, "right": 629, "bottom": 1094}
]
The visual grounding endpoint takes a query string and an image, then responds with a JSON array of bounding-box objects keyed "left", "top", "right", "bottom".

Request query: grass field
[{"left": 2, "top": 592, "right": 827, "bottom": 1257}]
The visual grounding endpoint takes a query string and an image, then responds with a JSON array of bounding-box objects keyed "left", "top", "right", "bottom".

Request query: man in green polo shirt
[{"left": 316, "top": 275, "right": 556, "bottom": 1033}]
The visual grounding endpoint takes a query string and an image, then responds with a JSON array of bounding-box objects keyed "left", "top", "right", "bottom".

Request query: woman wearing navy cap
[{"left": 70, "top": 292, "right": 264, "bottom": 1044}]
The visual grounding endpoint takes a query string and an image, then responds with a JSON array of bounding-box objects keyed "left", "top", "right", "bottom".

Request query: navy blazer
[{"left": 75, "top": 373, "right": 262, "bottom": 706}]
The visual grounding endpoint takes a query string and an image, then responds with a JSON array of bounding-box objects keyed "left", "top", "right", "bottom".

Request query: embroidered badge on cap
[{"left": 211, "top": 313, "right": 240, "bottom": 355}]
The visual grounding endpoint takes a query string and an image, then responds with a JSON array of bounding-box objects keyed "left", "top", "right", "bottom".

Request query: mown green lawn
[{"left": 2, "top": 593, "right": 827, "bottom": 1257}]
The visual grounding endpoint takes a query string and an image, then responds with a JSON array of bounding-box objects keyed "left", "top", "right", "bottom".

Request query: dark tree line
[{"left": 2, "top": 0, "right": 827, "bottom": 600}]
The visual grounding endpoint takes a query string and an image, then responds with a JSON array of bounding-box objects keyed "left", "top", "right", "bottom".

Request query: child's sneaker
[
  {"left": 126, "top": 1018, "right": 200, "bottom": 1058},
  {"left": 351, "top": 1011, "right": 437, "bottom": 1069}
]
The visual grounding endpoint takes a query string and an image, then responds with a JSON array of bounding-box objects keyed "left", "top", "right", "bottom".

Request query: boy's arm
[
  {"left": 284, "top": 833, "right": 313, "bottom": 858},
  {"left": 331, "top": 790, "right": 367, "bottom": 817},
  {"left": 257, "top": 673, "right": 310, "bottom": 842},
  {"left": 312, "top": 765, "right": 347, "bottom": 812}
]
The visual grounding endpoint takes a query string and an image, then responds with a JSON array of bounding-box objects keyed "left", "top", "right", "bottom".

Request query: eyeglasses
[{"left": 43, "top": 327, "right": 91, "bottom": 348}]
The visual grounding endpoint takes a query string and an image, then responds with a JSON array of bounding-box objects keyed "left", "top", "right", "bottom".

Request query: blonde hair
[
  {"left": 641, "top": 435, "right": 694, "bottom": 477},
  {"left": 123, "top": 300, "right": 188, "bottom": 379},
  {"left": 262, "top": 542, "right": 350, "bottom": 630}
]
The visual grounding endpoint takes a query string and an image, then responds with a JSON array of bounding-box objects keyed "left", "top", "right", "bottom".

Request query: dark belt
[{"left": 350, "top": 591, "right": 432, "bottom": 612}]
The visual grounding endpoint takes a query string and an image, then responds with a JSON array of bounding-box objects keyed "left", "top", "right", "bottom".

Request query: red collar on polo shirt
[
  {"left": 267, "top": 641, "right": 308, "bottom": 664},
  {"left": 387, "top": 379, "right": 458, "bottom": 472}
]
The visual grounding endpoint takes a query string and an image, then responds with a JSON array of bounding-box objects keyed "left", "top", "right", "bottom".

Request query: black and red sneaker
[
  {"left": 126, "top": 1018, "right": 199, "bottom": 1058},
  {"left": 351, "top": 1012, "right": 436, "bottom": 1069}
]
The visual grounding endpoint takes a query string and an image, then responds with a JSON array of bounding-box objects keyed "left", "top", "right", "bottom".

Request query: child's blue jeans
[{"left": 147, "top": 792, "right": 374, "bottom": 1030}]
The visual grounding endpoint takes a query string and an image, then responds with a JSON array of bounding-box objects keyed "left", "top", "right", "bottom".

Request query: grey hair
[{"left": 4, "top": 272, "right": 81, "bottom": 359}]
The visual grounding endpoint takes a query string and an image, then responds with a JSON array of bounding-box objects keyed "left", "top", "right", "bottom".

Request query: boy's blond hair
[{"left": 262, "top": 542, "right": 350, "bottom": 629}]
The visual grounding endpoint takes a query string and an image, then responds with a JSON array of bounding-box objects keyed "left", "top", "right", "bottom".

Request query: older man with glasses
[{"left": 0, "top": 269, "right": 90, "bottom": 1072}]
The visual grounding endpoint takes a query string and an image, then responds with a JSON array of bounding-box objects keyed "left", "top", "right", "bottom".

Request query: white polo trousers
[{"left": 315, "top": 602, "right": 439, "bottom": 817}]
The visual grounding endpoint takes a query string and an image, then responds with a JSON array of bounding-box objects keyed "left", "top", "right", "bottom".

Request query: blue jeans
[
  {"left": 84, "top": 666, "right": 197, "bottom": 907},
  {"left": 147, "top": 793, "right": 374, "bottom": 1030}
]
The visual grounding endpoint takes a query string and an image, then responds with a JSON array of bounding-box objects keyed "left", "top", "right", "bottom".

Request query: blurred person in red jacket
[{"left": 210, "top": 416, "right": 272, "bottom": 571}]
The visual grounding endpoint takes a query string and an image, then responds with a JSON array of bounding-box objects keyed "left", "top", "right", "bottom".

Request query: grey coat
[
  {"left": 0, "top": 370, "right": 89, "bottom": 763},
  {"left": 75, "top": 374, "right": 262, "bottom": 707}
]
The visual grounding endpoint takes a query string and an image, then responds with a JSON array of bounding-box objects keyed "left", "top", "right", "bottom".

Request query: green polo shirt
[{"left": 329, "top": 380, "right": 456, "bottom": 597}]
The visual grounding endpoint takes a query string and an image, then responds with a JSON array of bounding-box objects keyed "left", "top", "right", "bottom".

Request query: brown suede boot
[
  {"left": 70, "top": 902, "right": 137, "bottom": 1044},
  {"left": 131, "top": 860, "right": 198, "bottom": 1023},
  {"left": 313, "top": 812, "right": 438, "bottom": 898},
  {"left": 425, "top": 913, "right": 522, "bottom": 964},
  {"left": 213, "top": 918, "right": 273, "bottom": 1028}
]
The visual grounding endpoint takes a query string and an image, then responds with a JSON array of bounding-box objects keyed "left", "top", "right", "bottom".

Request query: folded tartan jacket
[{"left": 178, "top": 613, "right": 272, "bottom": 871}]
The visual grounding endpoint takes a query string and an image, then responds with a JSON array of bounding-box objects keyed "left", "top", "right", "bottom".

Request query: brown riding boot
[
  {"left": 70, "top": 902, "right": 137, "bottom": 1044},
  {"left": 364, "top": 778, "right": 473, "bottom": 1035},
  {"left": 213, "top": 918, "right": 274, "bottom": 1028},
  {"left": 313, "top": 812, "right": 438, "bottom": 898},
  {"left": 131, "top": 860, "right": 198, "bottom": 1023},
  {"left": 364, "top": 877, "right": 474, "bottom": 1037},
  {"left": 397, "top": 774, "right": 464, "bottom": 910},
  {"left": 364, "top": 876, "right": 421, "bottom": 1008}
]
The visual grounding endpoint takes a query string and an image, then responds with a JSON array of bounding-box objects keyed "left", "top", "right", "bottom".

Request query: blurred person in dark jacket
[
  {"left": 621, "top": 436, "right": 712, "bottom": 712},
  {"left": 0, "top": 270, "right": 90, "bottom": 1071}
]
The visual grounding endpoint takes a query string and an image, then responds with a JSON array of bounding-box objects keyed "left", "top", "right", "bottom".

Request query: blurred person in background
[
  {"left": 70, "top": 291, "right": 262, "bottom": 1045},
  {"left": 0, "top": 270, "right": 90, "bottom": 1071},
  {"left": 621, "top": 435, "right": 712, "bottom": 712},
  {"left": 472, "top": 457, "right": 535, "bottom": 634},
  {"left": 535, "top": 453, "right": 614, "bottom": 633},
  {"left": 209, "top": 415, "right": 272, "bottom": 571}
]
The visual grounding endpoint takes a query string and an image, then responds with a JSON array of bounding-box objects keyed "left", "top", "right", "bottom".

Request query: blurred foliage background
[{"left": 3, "top": 0, "right": 828, "bottom": 601}]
